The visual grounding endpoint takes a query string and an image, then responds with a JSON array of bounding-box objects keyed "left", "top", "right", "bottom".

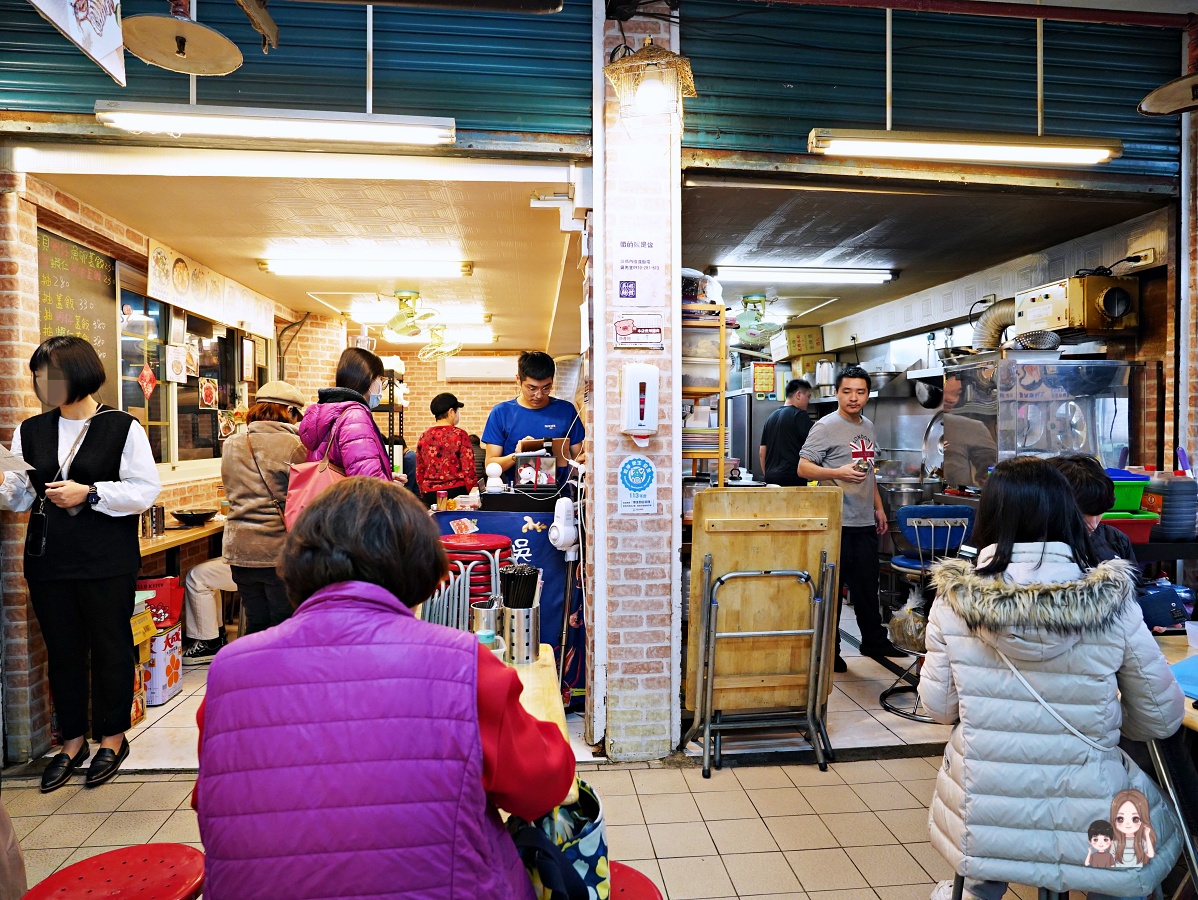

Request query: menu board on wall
[
  {"left": 147, "top": 239, "right": 274, "bottom": 339},
  {"left": 37, "top": 228, "right": 120, "bottom": 409}
]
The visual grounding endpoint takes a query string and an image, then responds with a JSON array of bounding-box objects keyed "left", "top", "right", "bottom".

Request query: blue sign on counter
[{"left": 433, "top": 510, "right": 586, "bottom": 703}]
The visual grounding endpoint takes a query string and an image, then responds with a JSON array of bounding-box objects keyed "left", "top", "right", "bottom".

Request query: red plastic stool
[
  {"left": 610, "top": 861, "right": 664, "bottom": 899},
  {"left": 24, "top": 843, "right": 204, "bottom": 899}
]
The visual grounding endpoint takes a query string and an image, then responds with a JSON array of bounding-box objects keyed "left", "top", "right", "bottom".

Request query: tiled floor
[{"left": 577, "top": 757, "right": 1052, "bottom": 900}]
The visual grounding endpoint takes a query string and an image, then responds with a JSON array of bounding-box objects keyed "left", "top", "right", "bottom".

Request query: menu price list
[{"left": 37, "top": 229, "right": 119, "bottom": 409}]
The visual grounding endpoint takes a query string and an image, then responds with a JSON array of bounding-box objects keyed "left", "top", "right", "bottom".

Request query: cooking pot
[
  {"left": 815, "top": 359, "right": 843, "bottom": 388},
  {"left": 914, "top": 377, "right": 943, "bottom": 409}
]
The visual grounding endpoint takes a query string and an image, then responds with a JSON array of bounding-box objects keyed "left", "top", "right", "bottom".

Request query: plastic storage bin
[
  {"left": 1104, "top": 468, "right": 1150, "bottom": 512},
  {"left": 1101, "top": 511, "right": 1159, "bottom": 544}
]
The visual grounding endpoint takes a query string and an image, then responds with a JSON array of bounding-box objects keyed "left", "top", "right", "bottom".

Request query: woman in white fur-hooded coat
[{"left": 918, "top": 457, "right": 1184, "bottom": 900}]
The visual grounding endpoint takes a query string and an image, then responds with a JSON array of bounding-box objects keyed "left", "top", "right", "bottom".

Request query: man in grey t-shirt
[{"left": 799, "top": 366, "right": 905, "bottom": 671}]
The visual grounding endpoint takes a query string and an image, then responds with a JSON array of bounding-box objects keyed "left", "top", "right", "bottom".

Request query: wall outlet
[{"left": 1127, "top": 247, "right": 1156, "bottom": 268}]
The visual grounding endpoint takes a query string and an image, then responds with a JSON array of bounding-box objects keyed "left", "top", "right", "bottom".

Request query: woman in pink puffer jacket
[{"left": 299, "top": 347, "right": 395, "bottom": 481}]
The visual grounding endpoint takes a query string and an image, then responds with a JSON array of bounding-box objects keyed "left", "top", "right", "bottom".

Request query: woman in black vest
[{"left": 0, "top": 337, "right": 160, "bottom": 791}]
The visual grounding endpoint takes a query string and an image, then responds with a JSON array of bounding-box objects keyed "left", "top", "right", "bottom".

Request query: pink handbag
[{"left": 284, "top": 412, "right": 349, "bottom": 531}]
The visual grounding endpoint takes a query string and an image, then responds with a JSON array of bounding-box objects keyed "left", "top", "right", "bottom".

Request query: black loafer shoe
[
  {"left": 41, "top": 743, "right": 89, "bottom": 793},
  {"left": 833, "top": 656, "right": 848, "bottom": 673},
  {"left": 85, "top": 738, "right": 129, "bottom": 787}
]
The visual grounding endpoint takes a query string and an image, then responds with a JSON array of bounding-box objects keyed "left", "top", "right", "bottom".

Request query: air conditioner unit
[
  {"left": 438, "top": 356, "right": 519, "bottom": 382},
  {"left": 1014, "top": 275, "right": 1139, "bottom": 340}
]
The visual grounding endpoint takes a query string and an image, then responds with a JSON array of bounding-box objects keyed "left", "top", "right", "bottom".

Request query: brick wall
[
  {"left": 594, "top": 11, "right": 681, "bottom": 761},
  {"left": 277, "top": 312, "right": 346, "bottom": 406}
]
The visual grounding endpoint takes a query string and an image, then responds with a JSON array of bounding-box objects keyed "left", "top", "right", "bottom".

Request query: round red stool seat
[
  {"left": 24, "top": 843, "right": 204, "bottom": 899},
  {"left": 440, "top": 533, "right": 512, "bottom": 552},
  {"left": 610, "top": 861, "right": 663, "bottom": 899}
]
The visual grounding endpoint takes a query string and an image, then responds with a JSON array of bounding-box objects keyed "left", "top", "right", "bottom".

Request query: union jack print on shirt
[{"left": 849, "top": 437, "right": 876, "bottom": 462}]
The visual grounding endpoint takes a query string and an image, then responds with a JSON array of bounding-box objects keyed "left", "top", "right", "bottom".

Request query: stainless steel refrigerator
[{"left": 726, "top": 388, "right": 784, "bottom": 479}]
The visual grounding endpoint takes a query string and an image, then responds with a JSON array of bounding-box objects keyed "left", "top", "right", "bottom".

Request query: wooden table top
[
  {"left": 512, "top": 644, "right": 578, "bottom": 805},
  {"left": 139, "top": 520, "right": 224, "bottom": 556},
  {"left": 1155, "top": 634, "right": 1198, "bottom": 733}
]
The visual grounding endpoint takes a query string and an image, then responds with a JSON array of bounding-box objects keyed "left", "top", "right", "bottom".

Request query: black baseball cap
[{"left": 431, "top": 392, "right": 465, "bottom": 418}]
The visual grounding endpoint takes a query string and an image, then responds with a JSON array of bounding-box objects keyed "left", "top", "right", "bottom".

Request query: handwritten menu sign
[{"left": 37, "top": 229, "right": 119, "bottom": 409}]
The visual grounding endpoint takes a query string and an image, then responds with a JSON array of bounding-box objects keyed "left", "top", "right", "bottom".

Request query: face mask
[{"left": 368, "top": 392, "right": 382, "bottom": 410}]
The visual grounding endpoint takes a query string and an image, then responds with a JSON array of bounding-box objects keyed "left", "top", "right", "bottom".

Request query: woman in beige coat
[
  {"left": 188, "top": 382, "right": 307, "bottom": 662},
  {"left": 919, "top": 457, "right": 1184, "bottom": 900}
]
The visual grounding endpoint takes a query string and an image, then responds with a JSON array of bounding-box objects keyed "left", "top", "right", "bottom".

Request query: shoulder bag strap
[
  {"left": 993, "top": 647, "right": 1114, "bottom": 754},
  {"left": 320, "top": 408, "right": 354, "bottom": 470},
  {"left": 52, "top": 406, "right": 120, "bottom": 485},
  {"left": 245, "top": 433, "right": 286, "bottom": 520}
]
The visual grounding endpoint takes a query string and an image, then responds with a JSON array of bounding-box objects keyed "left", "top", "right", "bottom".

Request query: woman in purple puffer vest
[
  {"left": 299, "top": 347, "right": 395, "bottom": 481},
  {"left": 195, "top": 477, "right": 575, "bottom": 899}
]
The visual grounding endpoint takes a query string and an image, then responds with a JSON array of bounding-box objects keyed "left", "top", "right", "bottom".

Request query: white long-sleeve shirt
[{"left": 0, "top": 415, "right": 162, "bottom": 516}]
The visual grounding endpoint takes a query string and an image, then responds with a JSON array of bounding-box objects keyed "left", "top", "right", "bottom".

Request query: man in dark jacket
[{"left": 759, "top": 379, "right": 813, "bottom": 486}]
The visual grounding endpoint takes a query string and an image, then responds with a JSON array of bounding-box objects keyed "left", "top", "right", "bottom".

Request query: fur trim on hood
[{"left": 930, "top": 557, "right": 1137, "bottom": 635}]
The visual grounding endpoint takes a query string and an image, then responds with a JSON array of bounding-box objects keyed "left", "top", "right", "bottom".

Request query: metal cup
[
  {"left": 502, "top": 604, "right": 540, "bottom": 666},
  {"left": 471, "top": 597, "right": 501, "bottom": 636}
]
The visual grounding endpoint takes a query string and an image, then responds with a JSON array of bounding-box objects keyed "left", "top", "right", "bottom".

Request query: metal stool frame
[{"left": 681, "top": 552, "right": 838, "bottom": 776}]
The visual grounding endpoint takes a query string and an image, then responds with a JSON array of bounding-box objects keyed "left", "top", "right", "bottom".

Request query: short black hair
[
  {"left": 1046, "top": 454, "right": 1116, "bottom": 517},
  {"left": 973, "top": 456, "right": 1098, "bottom": 576},
  {"left": 1089, "top": 820, "right": 1114, "bottom": 840},
  {"left": 430, "top": 392, "right": 463, "bottom": 419},
  {"left": 836, "top": 365, "right": 872, "bottom": 392},
  {"left": 335, "top": 347, "right": 385, "bottom": 396},
  {"left": 30, "top": 336, "right": 106, "bottom": 404},
  {"left": 279, "top": 477, "right": 449, "bottom": 609},
  {"left": 518, "top": 351, "right": 555, "bottom": 383},
  {"left": 786, "top": 378, "right": 812, "bottom": 398},
  {"left": 469, "top": 433, "right": 481, "bottom": 447}
]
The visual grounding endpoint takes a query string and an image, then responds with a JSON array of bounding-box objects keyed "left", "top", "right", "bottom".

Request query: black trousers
[
  {"left": 28, "top": 574, "right": 137, "bottom": 741},
  {"left": 231, "top": 566, "right": 292, "bottom": 636},
  {"left": 836, "top": 526, "right": 887, "bottom": 655}
]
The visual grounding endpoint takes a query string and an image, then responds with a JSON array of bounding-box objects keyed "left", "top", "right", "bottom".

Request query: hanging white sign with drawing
[{"left": 29, "top": 0, "right": 126, "bottom": 86}]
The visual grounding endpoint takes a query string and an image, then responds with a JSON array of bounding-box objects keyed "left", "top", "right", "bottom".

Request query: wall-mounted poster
[
  {"left": 185, "top": 341, "right": 199, "bottom": 377},
  {"left": 217, "top": 410, "right": 236, "bottom": 440},
  {"left": 242, "top": 337, "right": 255, "bottom": 381},
  {"left": 147, "top": 239, "right": 275, "bottom": 339},
  {"left": 198, "top": 377, "right": 219, "bottom": 410},
  {"left": 165, "top": 345, "right": 187, "bottom": 384}
]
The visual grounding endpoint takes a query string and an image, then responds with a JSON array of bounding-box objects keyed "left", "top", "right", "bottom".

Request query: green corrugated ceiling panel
[
  {"left": 680, "top": 0, "right": 885, "bottom": 152},
  {"left": 681, "top": 0, "right": 1180, "bottom": 178},
  {"left": 0, "top": 0, "right": 189, "bottom": 109},
  {"left": 0, "top": 0, "right": 591, "bottom": 134}
]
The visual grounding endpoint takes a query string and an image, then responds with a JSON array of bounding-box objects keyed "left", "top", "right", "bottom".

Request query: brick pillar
[
  {"left": 590, "top": 12, "right": 682, "bottom": 760},
  {"left": 0, "top": 174, "right": 52, "bottom": 761}
]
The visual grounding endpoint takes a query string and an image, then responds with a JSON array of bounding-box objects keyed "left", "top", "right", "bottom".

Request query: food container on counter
[{"left": 1100, "top": 511, "right": 1159, "bottom": 545}]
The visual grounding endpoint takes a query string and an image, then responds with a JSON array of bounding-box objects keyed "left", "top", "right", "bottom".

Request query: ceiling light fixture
[
  {"left": 260, "top": 260, "right": 473, "bottom": 278},
  {"left": 710, "top": 266, "right": 896, "bottom": 285},
  {"left": 603, "top": 37, "right": 697, "bottom": 120},
  {"left": 348, "top": 299, "right": 396, "bottom": 324},
  {"left": 807, "top": 128, "right": 1122, "bottom": 166},
  {"left": 382, "top": 325, "right": 496, "bottom": 345},
  {"left": 94, "top": 100, "right": 456, "bottom": 145}
]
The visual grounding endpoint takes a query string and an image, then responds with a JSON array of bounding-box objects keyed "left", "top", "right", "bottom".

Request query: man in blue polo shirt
[{"left": 483, "top": 351, "right": 585, "bottom": 482}]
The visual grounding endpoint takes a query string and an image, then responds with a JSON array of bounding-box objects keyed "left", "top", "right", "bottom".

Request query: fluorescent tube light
[
  {"left": 807, "top": 128, "right": 1122, "bottom": 165},
  {"left": 348, "top": 299, "right": 396, "bottom": 324},
  {"left": 94, "top": 100, "right": 455, "bottom": 146},
  {"left": 382, "top": 325, "right": 496, "bottom": 344},
  {"left": 711, "top": 266, "right": 895, "bottom": 285},
  {"left": 261, "top": 260, "right": 473, "bottom": 278}
]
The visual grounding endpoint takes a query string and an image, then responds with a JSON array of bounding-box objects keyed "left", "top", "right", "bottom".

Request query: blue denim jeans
[{"left": 965, "top": 880, "right": 1144, "bottom": 900}]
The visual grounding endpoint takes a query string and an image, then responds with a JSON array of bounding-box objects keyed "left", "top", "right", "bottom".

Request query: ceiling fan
[
  {"left": 732, "top": 294, "right": 784, "bottom": 350},
  {"left": 384, "top": 290, "right": 438, "bottom": 338},
  {"left": 418, "top": 325, "right": 463, "bottom": 361}
]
